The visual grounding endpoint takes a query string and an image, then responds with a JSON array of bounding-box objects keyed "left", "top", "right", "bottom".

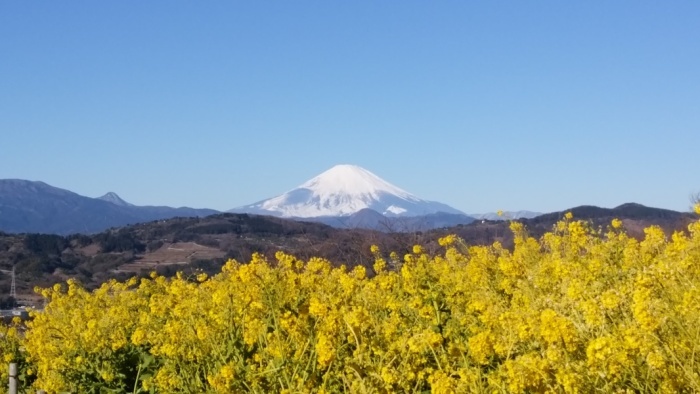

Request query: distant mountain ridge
[
  {"left": 0, "top": 179, "right": 217, "bottom": 235},
  {"left": 305, "top": 209, "right": 475, "bottom": 232},
  {"left": 470, "top": 211, "right": 542, "bottom": 221},
  {"left": 529, "top": 203, "right": 688, "bottom": 224},
  {"left": 2, "top": 171, "right": 692, "bottom": 235}
]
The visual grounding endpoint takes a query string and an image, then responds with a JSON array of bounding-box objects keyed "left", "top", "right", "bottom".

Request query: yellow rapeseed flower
[
  {"left": 611, "top": 218, "right": 623, "bottom": 229},
  {"left": 13, "top": 213, "right": 700, "bottom": 393}
]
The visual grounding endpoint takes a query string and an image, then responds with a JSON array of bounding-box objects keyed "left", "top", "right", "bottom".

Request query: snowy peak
[
  {"left": 98, "top": 192, "right": 133, "bottom": 207},
  {"left": 299, "top": 164, "right": 416, "bottom": 200},
  {"left": 231, "top": 164, "right": 465, "bottom": 218}
]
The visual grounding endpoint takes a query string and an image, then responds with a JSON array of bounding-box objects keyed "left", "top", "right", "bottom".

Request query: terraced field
[{"left": 114, "top": 242, "right": 226, "bottom": 274}]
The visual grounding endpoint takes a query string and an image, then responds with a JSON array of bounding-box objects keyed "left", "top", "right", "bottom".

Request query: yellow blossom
[
  {"left": 10, "top": 213, "right": 700, "bottom": 393},
  {"left": 611, "top": 218, "right": 623, "bottom": 229}
]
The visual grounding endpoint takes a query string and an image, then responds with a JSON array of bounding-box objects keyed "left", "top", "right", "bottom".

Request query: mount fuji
[{"left": 230, "top": 165, "right": 473, "bottom": 230}]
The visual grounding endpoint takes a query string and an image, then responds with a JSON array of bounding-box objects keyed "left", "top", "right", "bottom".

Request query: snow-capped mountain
[{"left": 230, "top": 164, "right": 465, "bottom": 218}]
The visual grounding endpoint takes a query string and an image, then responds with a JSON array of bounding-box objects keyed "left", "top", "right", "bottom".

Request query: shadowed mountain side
[
  {"left": 470, "top": 210, "right": 542, "bottom": 220},
  {"left": 308, "top": 209, "right": 476, "bottom": 231},
  {"left": 98, "top": 192, "right": 134, "bottom": 207},
  {"left": 439, "top": 203, "right": 696, "bottom": 248},
  {"left": 0, "top": 179, "right": 217, "bottom": 235},
  {"left": 527, "top": 203, "right": 693, "bottom": 228}
]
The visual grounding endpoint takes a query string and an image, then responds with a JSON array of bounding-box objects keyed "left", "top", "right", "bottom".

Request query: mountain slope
[
  {"left": 231, "top": 164, "right": 465, "bottom": 218},
  {"left": 470, "top": 210, "right": 542, "bottom": 221},
  {"left": 528, "top": 203, "right": 688, "bottom": 224},
  {"left": 309, "top": 209, "right": 475, "bottom": 231},
  {"left": 98, "top": 192, "right": 133, "bottom": 207},
  {"left": 0, "top": 179, "right": 217, "bottom": 235}
]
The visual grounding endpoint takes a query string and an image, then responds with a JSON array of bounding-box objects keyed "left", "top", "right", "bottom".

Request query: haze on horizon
[{"left": 1, "top": 2, "right": 698, "bottom": 214}]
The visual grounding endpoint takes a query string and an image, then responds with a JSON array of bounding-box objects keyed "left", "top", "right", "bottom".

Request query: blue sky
[{"left": 1, "top": 2, "right": 698, "bottom": 213}]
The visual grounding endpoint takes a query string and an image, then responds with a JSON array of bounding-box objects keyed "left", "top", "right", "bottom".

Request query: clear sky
[{"left": 1, "top": 2, "right": 698, "bottom": 214}]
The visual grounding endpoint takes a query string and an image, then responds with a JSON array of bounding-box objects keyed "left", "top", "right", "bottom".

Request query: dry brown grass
[{"left": 114, "top": 242, "right": 226, "bottom": 274}]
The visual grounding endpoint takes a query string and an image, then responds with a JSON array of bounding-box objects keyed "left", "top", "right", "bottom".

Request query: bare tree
[{"left": 691, "top": 192, "right": 700, "bottom": 211}]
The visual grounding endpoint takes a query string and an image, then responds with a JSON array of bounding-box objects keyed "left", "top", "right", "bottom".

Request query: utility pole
[
  {"left": 10, "top": 266, "right": 16, "bottom": 301},
  {"left": 0, "top": 266, "right": 17, "bottom": 308}
]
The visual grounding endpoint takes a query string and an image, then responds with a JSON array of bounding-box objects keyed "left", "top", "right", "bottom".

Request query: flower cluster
[{"left": 3, "top": 214, "right": 700, "bottom": 393}]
